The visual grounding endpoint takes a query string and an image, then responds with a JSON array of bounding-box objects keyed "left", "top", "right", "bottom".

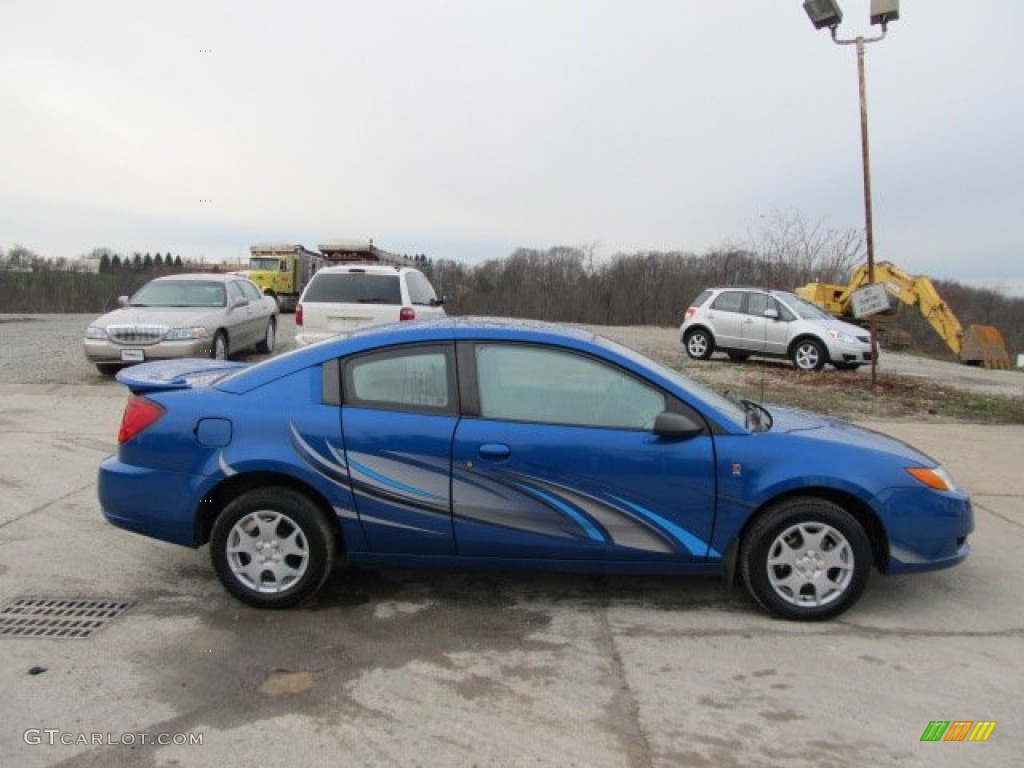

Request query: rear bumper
[{"left": 98, "top": 457, "right": 208, "bottom": 547}]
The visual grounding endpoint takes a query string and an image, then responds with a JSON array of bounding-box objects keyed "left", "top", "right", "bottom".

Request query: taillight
[
  {"left": 118, "top": 396, "right": 166, "bottom": 444},
  {"left": 295, "top": 303, "right": 303, "bottom": 326},
  {"left": 685, "top": 307, "right": 698, "bottom": 318},
  {"left": 399, "top": 307, "right": 415, "bottom": 321}
]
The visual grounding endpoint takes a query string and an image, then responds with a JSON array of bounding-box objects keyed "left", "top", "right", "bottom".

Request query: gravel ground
[{"left": 1, "top": 313, "right": 1020, "bottom": 405}]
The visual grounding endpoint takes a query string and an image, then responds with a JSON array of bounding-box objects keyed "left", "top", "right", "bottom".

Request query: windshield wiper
[{"left": 740, "top": 399, "right": 773, "bottom": 432}]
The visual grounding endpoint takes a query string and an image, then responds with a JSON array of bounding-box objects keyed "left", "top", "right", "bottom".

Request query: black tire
[
  {"left": 684, "top": 328, "right": 715, "bottom": 360},
  {"left": 211, "top": 331, "right": 229, "bottom": 360},
  {"left": 256, "top": 317, "right": 276, "bottom": 354},
  {"left": 727, "top": 352, "right": 750, "bottom": 362},
  {"left": 740, "top": 497, "right": 872, "bottom": 621},
  {"left": 210, "top": 487, "right": 336, "bottom": 609},
  {"left": 791, "top": 338, "right": 826, "bottom": 371}
]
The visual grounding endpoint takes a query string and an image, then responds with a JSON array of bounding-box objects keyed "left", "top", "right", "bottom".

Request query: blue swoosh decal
[
  {"left": 349, "top": 458, "right": 447, "bottom": 503},
  {"left": 608, "top": 494, "right": 719, "bottom": 558},
  {"left": 511, "top": 481, "right": 605, "bottom": 542}
]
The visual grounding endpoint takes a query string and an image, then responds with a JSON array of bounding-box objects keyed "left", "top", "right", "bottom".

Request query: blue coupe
[{"left": 98, "top": 318, "right": 972, "bottom": 620}]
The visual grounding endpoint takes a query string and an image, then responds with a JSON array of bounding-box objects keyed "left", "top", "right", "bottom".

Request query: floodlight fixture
[
  {"left": 870, "top": 0, "right": 900, "bottom": 27},
  {"left": 803, "top": 0, "right": 843, "bottom": 30}
]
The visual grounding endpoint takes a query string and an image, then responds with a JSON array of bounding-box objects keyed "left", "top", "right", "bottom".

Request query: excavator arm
[
  {"left": 796, "top": 261, "right": 1011, "bottom": 368},
  {"left": 867, "top": 263, "right": 964, "bottom": 357}
]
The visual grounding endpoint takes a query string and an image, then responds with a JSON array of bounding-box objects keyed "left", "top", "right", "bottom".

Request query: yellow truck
[
  {"left": 245, "top": 243, "right": 324, "bottom": 313},
  {"left": 796, "top": 261, "right": 1011, "bottom": 369}
]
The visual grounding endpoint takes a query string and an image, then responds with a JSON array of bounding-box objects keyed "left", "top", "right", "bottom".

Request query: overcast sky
[{"left": 2, "top": 1, "right": 1022, "bottom": 295}]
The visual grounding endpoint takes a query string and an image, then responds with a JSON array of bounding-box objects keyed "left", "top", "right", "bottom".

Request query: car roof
[
  {"left": 217, "top": 317, "right": 605, "bottom": 394},
  {"left": 313, "top": 264, "right": 409, "bottom": 275},
  {"left": 149, "top": 272, "right": 237, "bottom": 283}
]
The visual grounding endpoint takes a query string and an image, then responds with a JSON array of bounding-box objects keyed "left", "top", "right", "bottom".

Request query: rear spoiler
[{"left": 115, "top": 359, "right": 249, "bottom": 394}]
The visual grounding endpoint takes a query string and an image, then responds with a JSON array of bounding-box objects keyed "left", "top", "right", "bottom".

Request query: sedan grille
[{"left": 106, "top": 324, "right": 168, "bottom": 345}]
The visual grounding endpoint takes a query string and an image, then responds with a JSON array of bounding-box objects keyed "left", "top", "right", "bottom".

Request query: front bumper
[
  {"left": 878, "top": 487, "right": 974, "bottom": 574},
  {"left": 84, "top": 338, "right": 215, "bottom": 364}
]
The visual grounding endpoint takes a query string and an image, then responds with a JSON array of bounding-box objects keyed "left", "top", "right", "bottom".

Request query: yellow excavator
[{"left": 796, "top": 261, "right": 1011, "bottom": 369}]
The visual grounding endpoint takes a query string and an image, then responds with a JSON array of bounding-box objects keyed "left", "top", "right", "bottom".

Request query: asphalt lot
[{"left": 1, "top": 314, "right": 1022, "bottom": 767}]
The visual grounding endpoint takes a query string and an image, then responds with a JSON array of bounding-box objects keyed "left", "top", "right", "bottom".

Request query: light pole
[{"left": 803, "top": 0, "right": 900, "bottom": 384}]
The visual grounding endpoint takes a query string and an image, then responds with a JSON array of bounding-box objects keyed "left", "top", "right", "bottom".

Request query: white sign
[{"left": 850, "top": 283, "right": 891, "bottom": 319}]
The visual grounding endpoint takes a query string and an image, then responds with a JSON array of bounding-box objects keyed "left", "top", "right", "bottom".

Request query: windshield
[
  {"left": 130, "top": 281, "right": 226, "bottom": 308},
  {"left": 775, "top": 291, "right": 832, "bottom": 321}
]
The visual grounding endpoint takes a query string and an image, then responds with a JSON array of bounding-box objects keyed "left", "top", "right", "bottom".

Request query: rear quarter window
[
  {"left": 406, "top": 271, "right": 438, "bottom": 305},
  {"left": 303, "top": 273, "right": 402, "bottom": 304},
  {"left": 690, "top": 289, "right": 713, "bottom": 308}
]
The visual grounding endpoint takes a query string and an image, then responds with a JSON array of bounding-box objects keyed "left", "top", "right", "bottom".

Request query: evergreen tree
[
  {"left": 174, "top": 254, "right": 183, "bottom": 268},
  {"left": 154, "top": 253, "right": 164, "bottom": 268},
  {"left": 143, "top": 253, "right": 153, "bottom": 270},
  {"left": 111, "top": 254, "right": 122, "bottom": 270},
  {"left": 132, "top": 253, "right": 142, "bottom": 270},
  {"left": 99, "top": 253, "right": 112, "bottom": 273}
]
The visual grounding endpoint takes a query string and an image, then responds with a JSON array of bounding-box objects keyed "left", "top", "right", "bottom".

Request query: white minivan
[{"left": 295, "top": 264, "right": 446, "bottom": 346}]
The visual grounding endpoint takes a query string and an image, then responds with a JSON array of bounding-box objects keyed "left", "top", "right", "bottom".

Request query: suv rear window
[{"left": 303, "top": 273, "right": 402, "bottom": 304}]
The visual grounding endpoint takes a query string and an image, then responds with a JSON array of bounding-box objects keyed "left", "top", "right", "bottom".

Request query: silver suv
[
  {"left": 296, "top": 264, "right": 446, "bottom": 346},
  {"left": 680, "top": 287, "right": 872, "bottom": 371}
]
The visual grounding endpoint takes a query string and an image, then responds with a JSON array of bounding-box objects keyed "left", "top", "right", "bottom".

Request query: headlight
[
  {"left": 85, "top": 326, "right": 108, "bottom": 340},
  {"left": 165, "top": 327, "right": 209, "bottom": 341},
  {"left": 906, "top": 466, "right": 958, "bottom": 492},
  {"left": 826, "top": 329, "right": 857, "bottom": 344}
]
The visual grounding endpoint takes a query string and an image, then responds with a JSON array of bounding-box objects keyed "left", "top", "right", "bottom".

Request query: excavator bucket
[{"left": 960, "top": 325, "right": 1011, "bottom": 369}]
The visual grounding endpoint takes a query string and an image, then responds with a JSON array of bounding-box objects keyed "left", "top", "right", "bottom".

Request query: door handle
[{"left": 478, "top": 443, "right": 511, "bottom": 460}]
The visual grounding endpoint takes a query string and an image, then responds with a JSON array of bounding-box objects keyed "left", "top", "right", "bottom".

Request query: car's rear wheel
[
  {"left": 791, "top": 339, "right": 825, "bottom": 371},
  {"left": 684, "top": 329, "right": 715, "bottom": 360},
  {"left": 256, "top": 318, "right": 276, "bottom": 354},
  {"left": 211, "top": 487, "right": 336, "bottom": 609},
  {"left": 211, "top": 331, "right": 228, "bottom": 360},
  {"left": 740, "top": 498, "right": 871, "bottom": 621}
]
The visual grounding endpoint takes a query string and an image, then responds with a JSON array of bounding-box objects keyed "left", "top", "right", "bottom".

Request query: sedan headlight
[
  {"left": 907, "top": 466, "right": 958, "bottom": 493},
  {"left": 826, "top": 329, "right": 858, "bottom": 344},
  {"left": 165, "top": 327, "right": 210, "bottom": 341},
  {"left": 85, "top": 326, "right": 108, "bottom": 340}
]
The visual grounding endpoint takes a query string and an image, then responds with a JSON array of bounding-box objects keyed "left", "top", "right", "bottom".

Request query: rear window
[{"left": 303, "top": 273, "right": 402, "bottom": 304}]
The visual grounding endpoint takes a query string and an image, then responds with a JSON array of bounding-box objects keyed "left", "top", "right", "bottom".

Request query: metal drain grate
[{"left": 0, "top": 597, "right": 135, "bottom": 639}]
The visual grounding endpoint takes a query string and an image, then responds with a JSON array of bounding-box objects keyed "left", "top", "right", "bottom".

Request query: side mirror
[
  {"left": 764, "top": 308, "right": 779, "bottom": 321},
  {"left": 652, "top": 411, "right": 704, "bottom": 440},
  {"left": 230, "top": 297, "right": 249, "bottom": 310},
  {"left": 432, "top": 295, "right": 447, "bottom": 307},
  {"left": 118, "top": 295, "right": 129, "bottom": 307}
]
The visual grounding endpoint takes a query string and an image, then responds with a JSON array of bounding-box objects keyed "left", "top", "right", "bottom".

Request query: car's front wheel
[
  {"left": 791, "top": 339, "right": 826, "bottom": 371},
  {"left": 211, "top": 331, "right": 229, "bottom": 361},
  {"left": 740, "top": 498, "right": 871, "bottom": 621},
  {"left": 210, "top": 487, "right": 336, "bottom": 608},
  {"left": 684, "top": 329, "right": 715, "bottom": 360}
]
